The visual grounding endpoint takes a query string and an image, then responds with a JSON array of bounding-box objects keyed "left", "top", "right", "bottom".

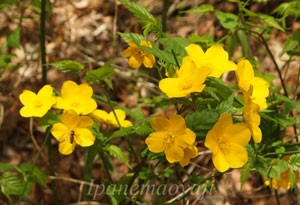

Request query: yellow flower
[
  {"left": 179, "top": 145, "right": 198, "bottom": 167},
  {"left": 19, "top": 85, "right": 56, "bottom": 117},
  {"left": 122, "top": 40, "right": 155, "bottom": 69},
  {"left": 51, "top": 110, "right": 95, "bottom": 155},
  {"left": 243, "top": 88, "right": 262, "bottom": 143},
  {"left": 159, "top": 59, "right": 211, "bottom": 98},
  {"left": 236, "top": 59, "right": 269, "bottom": 110},
  {"left": 90, "top": 109, "right": 132, "bottom": 128},
  {"left": 184, "top": 44, "right": 237, "bottom": 78},
  {"left": 145, "top": 115, "right": 196, "bottom": 163},
  {"left": 55, "top": 80, "right": 97, "bottom": 115},
  {"left": 205, "top": 113, "right": 251, "bottom": 172},
  {"left": 267, "top": 156, "right": 300, "bottom": 190}
]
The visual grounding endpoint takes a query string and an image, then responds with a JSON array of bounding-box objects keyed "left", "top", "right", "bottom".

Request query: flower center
[
  {"left": 34, "top": 99, "right": 43, "bottom": 108},
  {"left": 164, "top": 132, "right": 175, "bottom": 144},
  {"left": 71, "top": 101, "right": 80, "bottom": 108},
  {"left": 181, "top": 79, "right": 193, "bottom": 90},
  {"left": 217, "top": 136, "right": 231, "bottom": 154}
]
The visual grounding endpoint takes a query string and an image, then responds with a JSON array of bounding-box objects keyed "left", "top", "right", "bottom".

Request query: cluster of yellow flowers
[
  {"left": 19, "top": 80, "right": 132, "bottom": 155},
  {"left": 123, "top": 41, "right": 270, "bottom": 171}
]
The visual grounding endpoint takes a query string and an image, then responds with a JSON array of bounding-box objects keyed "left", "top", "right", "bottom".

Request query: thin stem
[
  {"left": 40, "top": 0, "right": 47, "bottom": 84},
  {"left": 274, "top": 190, "right": 280, "bottom": 205},
  {"left": 99, "top": 148, "right": 113, "bottom": 183},
  {"left": 18, "top": 127, "right": 51, "bottom": 204},
  {"left": 162, "top": 0, "right": 169, "bottom": 32},
  {"left": 264, "top": 150, "right": 300, "bottom": 157}
]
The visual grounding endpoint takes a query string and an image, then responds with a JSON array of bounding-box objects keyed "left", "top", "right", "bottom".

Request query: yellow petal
[
  {"left": 205, "top": 130, "right": 219, "bottom": 154},
  {"left": 145, "top": 132, "right": 166, "bottom": 153},
  {"left": 165, "top": 144, "right": 184, "bottom": 163},
  {"left": 19, "top": 106, "right": 35, "bottom": 117},
  {"left": 159, "top": 78, "right": 190, "bottom": 98},
  {"left": 78, "top": 83, "right": 93, "bottom": 98},
  {"left": 78, "top": 116, "right": 94, "bottom": 128},
  {"left": 150, "top": 116, "right": 171, "bottom": 132},
  {"left": 122, "top": 47, "right": 136, "bottom": 58},
  {"left": 185, "top": 44, "right": 204, "bottom": 68},
  {"left": 51, "top": 123, "right": 69, "bottom": 142},
  {"left": 179, "top": 146, "right": 198, "bottom": 167},
  {"left": 80, "top": 98, "right": 97, "bottom": 115},
  {"left": 37, "top": 85, "right": 53, "bottom": 98},
  {"left": 169, "top": 115, "right": 186, "bottom": 134},
  {"left": 74, "top": 128, "right": 95, "bottom": 147},
  {"left": 59, "top": 140, "right": 76, "bottom": 155},
  {"left": 212, "top": 151, "right": 230, "bottom": 172},
  {"left": 110, "top": 109, "right": 126, "bottom": 122},
  {"left": 19, "top": 90, "right": 36, "bottom": 105},
  {"left": 61, "top": 110, "right": 80, "bottom": 129},
  {"left": 209, "top": 113, "right": 233, "bottom": 137},
  {"left": 224, "top": 143, "right": 248, "bottom": 168},
  {"left": 176, "top": 128, "right": 196, "bottom": 147},
  {"left": 61, "top": 81, "right": 78, "bottom": 99},
  {"left": 143, "top": 53, "right": 155, "bottom": 68},
  {"left": 226, "top": 123, "right": 251, "bottom": 145},
  {"left": 236, "top": 59, "right": 254, "bottom": 91},
  {"left": 140, "top": 40, "right": 152, "bottom": 48},
  {"left": 121, "top": 120, "right": 133, "bottom": 128},
  {"left": 90, "top": 109, "right": 109, "bottom": 124},
  {"left": 128, "top": 55, "right": 143, "bottom": 69}
]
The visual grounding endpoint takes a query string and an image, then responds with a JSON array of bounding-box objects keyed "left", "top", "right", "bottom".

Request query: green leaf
[
  {"left": 0, "top": 163, "right": 16, "bottom": 171},
  {"left": 241, "top": 145, "right": 256, "bottom": 187},
  {"left": 84, "top": 63, "right": 115, "bottom": 82},
  {"left": 49, "top": 60, "right": 84, "bottom": 72},
  {"left": 107, "top": 126, "right": 136, "bottom": 142},
  {"left": 118, "top": 0, "right": 163, "bottom": 37},
  {"left": 105, "top": 145, "right": 131, "bottom": 169},
  {"left": 119, "top": 32, "right": 145, "bottom": 43},
  {"left": 7, "top": 28, "right": 20, "bottom": 48},
  {"left": 259, "top": 14, "right": 285, "bottom": 31},
  {"left": 185, "top": 110, "right": 219, "bottom": 139},
  {"left": 255, "top": 155, "right": 268, "bottom": 176},
  {"left": 135, "top": 123, "right": 153, "bottom": 135},
  {"left": 280, "top": 31, "right": 300, "bottom": 56},
  {"left": 0, "top": 172, "right": 24, "bottom": 200},
  {"left": 215, "top": 11, "right": 239, "bottom": 30},
  {"left": 19, "top": 163, "right": 48, "bottom": 188},
  {"left": 183, "top": 4, "right": 214, "bottom": 15},
  {"left": 289, "top": 154, "right": 300, "bottom": 171},
  {"left": 158, "top": 37, "right": 192, "bottom": 61}
]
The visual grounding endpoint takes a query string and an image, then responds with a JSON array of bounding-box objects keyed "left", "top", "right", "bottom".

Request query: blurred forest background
[{"left": 0, "top": 0, "right": 299, "bottom": 204}]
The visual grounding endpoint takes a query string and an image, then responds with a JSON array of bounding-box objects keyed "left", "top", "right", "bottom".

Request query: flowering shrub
[{"left": 2, "top": 0, "right": 300, "bottom": 204}]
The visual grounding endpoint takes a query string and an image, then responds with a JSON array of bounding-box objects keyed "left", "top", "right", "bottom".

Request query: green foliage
[
  {"left": 0, "top": 0, "right": 18, "bottom": 10},
  {"left": 289, "top": 154, "right": 300, "bottom": 171},
  {"left": 0, "top": 163, "right": 48, "bottom": 200},
  {"left": 273, "top": 0, "right": 300, "bottom": 22},
  {"left": 280, "top": 31, "right": 300, "bottom": 56},
  {"left": 215, "top": 11, "right": 239, "bottom": 30},
  {"left": 119, "top": 32, "right": 145, "bottom": 43},
  {"left": 182, "top": 4, "right": 214, "bottom": 15},
  {"left": 185, "top": 110, "right": 219, "bottom": 139},
  {"left": 118, "top": 0, "right": 164, "bottom": 37},
  {"left": 84, "top": 63, "right": 115, "bottom": 82},
  {"left": 105, "top": 144, "right": 132, "bottom": 169},
  {"left": 7, "top": 28, "right": 20, "bottom": 48},
  {"left": 49, "top": 60, "right": 84, "bottom": 72}
]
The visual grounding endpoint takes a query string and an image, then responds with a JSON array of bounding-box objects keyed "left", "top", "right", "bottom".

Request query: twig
[{"left": 40, "top": 0, "right": 47, "bottom": 84}]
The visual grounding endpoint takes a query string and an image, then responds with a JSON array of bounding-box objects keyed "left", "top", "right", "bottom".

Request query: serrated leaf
[
  {"left": 0, "top": 172, "right": 24, "bottom": 200},
  {"left": 49, "top": 60, "right": 84, "bottom": 72},
  {"left": 135, "top": 124, "right": 153, "bottom": 135},
  {"left": 255, "top": 155, "right": 268, "bottom": 176},
  {"left": 105, "top": 145, "right": 131, "bottom": 169},
  {"left": 107, "top": 127, "right": 136, "bottom": 142},
  {"left": 280, "top": 31, "right": 300, "bottom": 56},
  {"left": 289, "top": 154, "right": 300, "bottom": 171},
  {"left": 19, "top": 163, "right": 48, "bottom": 188},
  {"left": 7, "top": 28, "right": 20, "bottom": 48},
  {"left": 215, "top": 11, "right": 238, "bottom": 30},
  {"left": 185, "top": 110, "right": 219, "bottom": 139},
  {"left": 183, "top": 4, "right": 214, "bottom": 15},
  {"left": 119, "top": 32, "right": 145, "bottom": 43},
  {"left": 84, "top": 63, "right": 115, "bottom": 82},
  {"left": 158, "top": 37, "right": 192, "bottom": 61}
]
